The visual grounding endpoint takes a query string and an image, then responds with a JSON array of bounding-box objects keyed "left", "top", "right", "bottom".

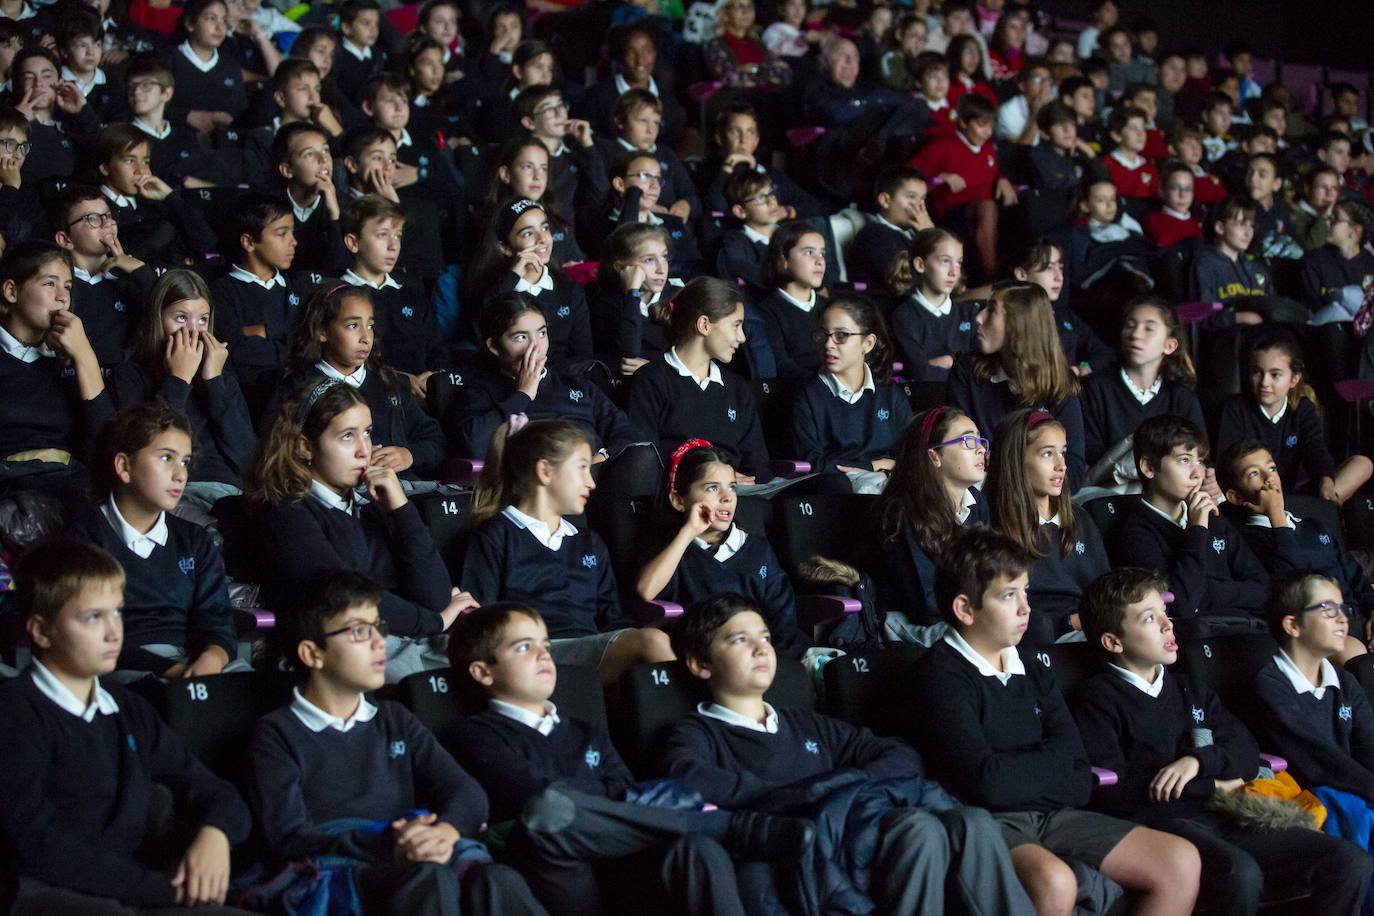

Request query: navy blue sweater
[
  {"left": 462, "top": 513, "right": 628, "bottom": 638},
  {"left": 490, "top": 270, "right": 593, "bottom": 369},
  {"left": 0, "top": 675, "right": 250, "bottom": 906},
  {"left": 366, "top": 275, "right": 448, "bottom": 374},
  {"left": 1299, "top": 244, "right": 1374, "bottom": 313},
  {"left": 1214, "top": 395, "right": 1335, "bottom": 489},
  {"left": 875, "top": 488, "right": 988, "bottom": 624},
  {"left": 1054, "top": 302, "right": 1115, "bottom": 372},
  {"left": 1023, "top": 515, "right": 1110, "bottom": 646},
  {"left": 162, "top": 44, "right": 248, "bottom": 126},
  {"left": 845, "top": 221, "right": 910, "bottom": 295},
  {"left": 0, "top": 350, "right": 114, "bottom": 461},
  {"left": 789, "top": 373, "right": 913, "bottom": 472},
  {"left": 210, "top": 271, "right": 313, "bottom": 385},
  {"left": 890, "top": 296, "right": 979, "bottom": 384},
  {"left": 70, "top": 265, "right": 153, "bottom": 369},
  {"left": 1080, "top": 371, "right": 1206, "bottom": 474},
  {"left": 105, "top": 190, "right": 217, "bottom": 268},
  {"left": 1234, "top": 514, "right": 1374, "bottom": 617},
  {"left": 755, "top": 290, "right": 823, "bottom": 379},
  {"left": 588, "top": 284, "right": 675, "bottom": 364}
]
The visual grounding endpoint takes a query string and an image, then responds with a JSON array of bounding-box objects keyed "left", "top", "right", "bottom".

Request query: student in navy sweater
[
  {"left": 664, "top": 592, "right": 1039, "bottom": 915},
  {"left": 0, "top": 539, "right": 252, "bottom": 913},
  {"left": 1080, "top": 297, "right": 1206, "bottom": 492},
  {"left": 1010, "top": 240, "right": 1114, "bottom": 377},
  {"left": 68, "top": 404, "right": 246, "bottom": 682},
  {"left": 0, "top": 241, "right": 114, "bottom": 496},
  {"left": 875, "top": 406, "right": 989, "bottom": 640},
  {"left": 249, "top": 572, "right": 545, "bottom": 916},
  {"left": 248, "top": 381, "right": 469, "bottom": 680},
  {"left": 462, "top": 418, "right": 674, "bottom": 682},
  {"left": 887, "top": 227, "right": 979, "bottom": 383},
  {"left": 846, "top": 166, "right": 933, "bottom": 296},
  {"left": 637, "top": 443, "right": 809, "bottom": 658},
  {"left": 1115, "top": 414, "right": 1268, "bottom": 635},
  {"left": 1215, "top": 330, "right": 1372, "bottom": 505},
  {"left": 1072, "top": 567, "right": 1371, "bottom": 916},
  {"left": 912, "top": 527, "right": 1202, "bottom": 916},
  {"left": 448, "top": 603, "right": 811, "bottom": 916},
  {"left": 755, "top": 220, "right": 828, "bottom": 379},
  {"left": 162, "top": 0, "right": 248, "bottom": 133},
  {"left": 1252, "top": 571, "right": 1374, "bottom": 805},
  {"left": 987, "top": 409, "right": 1109, "bottom": 646},
  {"left": 273, "top": 122, "right": 351, "bottom": 276},
  {"left": 790, "top": 296, "right": 912, "bottom": 478},
  {"left": 715, "top": 166, "right": 783, "bottom": 298},
  {"left": 589, "top": 222, "right": 682, "bottom": 373},
  {"left": 947, "top": 281, "right": 1087, "bottom": 488},
  {"left": 627, "top": 277, "right": 773, "bottom": 483},
  {"left": 10, "top": 47, "right": 100, "bottom": 189},
  {"left": 111, "top": 269, "right": 255, "bottom": 508},
  {"left": 332, "top": 0, "right": 385, "bottom": 106},
  {"left": 1299, "top": 198, "right": 1374, "bottom": 323}
]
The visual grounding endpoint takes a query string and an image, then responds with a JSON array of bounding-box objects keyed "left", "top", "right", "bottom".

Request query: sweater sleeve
[
  {"left": 591, "top": 532, "right": 629, "bottom": 631},
  {"left": 662, "top": 716, "right": 786, "bottom": 807},
  {"left": 1190, "top": 682, "right": 1261, "bottom": 782},
  {"left": 1219, "top": 519, "right": 1269, "bottom": 616},
  {"left": 1299, "top": 252, "right": 1326, "bottom": 310},
  {"left": 1212, "top": 396, "right": 1247, "bottom": 460},
  {"left": 589, "top": 383, "right": 646, "bottom": 455},
  {"left": 398, "top": 385, "right": 445, "bottom": 476},
  {"left": 161, "top": 192, "right": 217, "bottom": 259},
  {"left": 1080, "top": 378, "right": 1108, "bottom": 469},
  {"left": 946, "top": 354, "right": 976, "bottom": 419},
  {"left": 818, "top": 712, "right": 923, "bottom": 778},
  {"left": 448, "top": 719, "right": 555, "bottom": 821},
  {"left": 459, "top": 520, "right": 507, "bottom": 606},
  {"left": 1254, "top": 666, "right": 1374, "bottom": 802},
  {"left": 1070, "top": 685, "right": 1176, "bottom": 819},
  {"left": 401, "top": 706, "right": 489, "bottom": 835},
  {"left": 1296, "top": 399, "right": 1337, "bottom": 483},
  {"left": 199, "top": 372, "right": 258, "bottom": 478},
  {"left": 735, "top": 382, "right": 774, "bottom": 482},
  {"left": 1128, "top": 515, "right": 1210, "bottom": 620},
  {"left": 446, "top": 382, "right": 534, "bottom": 460},
  {"left": 380, "top": 501, "right": 453, "bottom": 628},
  {"left": 756, "top": 543, "right": 809, "bottom": 657},
  {"left": 759, "top": 300, "right": 804, "bottom": 380},
  {"left": 626, "top": 364, "right": 668, "bottom": 449},
  {"left": 789, "top": 384, "right": 829, "bottom": 471},
  {"left": 185, "top": 530, "right": 238, "bottom": 662},
  {"left": 562, "top": 284, "right": 594, "bottom": 364}
]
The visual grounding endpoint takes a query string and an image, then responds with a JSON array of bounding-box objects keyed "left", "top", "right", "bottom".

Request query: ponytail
[
  {"left": 667, "top": 276, "right": 743, "bottom": 345},
  {"left": 472, "top": 418, "right": 592, "bottom": 525}
]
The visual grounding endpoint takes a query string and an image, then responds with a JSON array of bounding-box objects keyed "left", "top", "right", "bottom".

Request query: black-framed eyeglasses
[
  {"left": 532, "top": 100, "right": 568, "bottom": 117},
  {"left": 1300, "top": 601, "right": 1353, "bottom": 619},
  {"left": 745, "top": 190, "right": 778, "bottom": 206},
  {"left": 631, "top": 171, "right": 663, "bottom": 186},
  {"left": 0, "top": 139, "right": 32, "bottom": 156},
  {"left": 813, "top": 329, "right": 863, "bottom": 345},
  {"left": 69, "top": 211, "right": 115, "bottom": 229},
  {"left": 932, "top": 433, "right": 989, "bottom": 451},
  {"left": 322, "top": 619, "right": 391, "bottom": 643}
]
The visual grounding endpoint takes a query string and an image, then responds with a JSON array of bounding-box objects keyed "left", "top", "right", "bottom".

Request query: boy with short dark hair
[
  {"left": 1029, "top": 101, "right": 1096, "bottom": 194},
  {"left": 1145, "top": 161, "right": 1201, "bottom": 248},
  {"left": 55, "top": 7, "right": 126, "bottom": 123},
  {"left": 665, "top": 592, "right": 1040, "bottom": 915},
  {"left": 596, "top": 88, "right": 698, "bottom": 222},
  {"left": 1291, "top": 163, "right": 1341, "bottom": 251},
  {"left": 0, "top": 538, "right": 253, "bottom": 914},
  {"left": 0, "top": 107, "right": 40, "bottom": 244},
  {"left": 240, "top": 58, "right": 339, "bottom": 189},
  {"left": 913, "top": 527, "right": 1202, "bottom": 916},
  {"left": 995, "top": 57, "right": 1054, "bottom": 146},
  {"left": 1199, "top": 91, "right": 1239, "bottom": 163},
  {"left": 1242, "top": 151, "right": 1303, "bottom": 260},
  {"left": 717, "top": 167, "right": 785, "bottom": 294},
  {"left": 273, "top": 121, "right": 349, "bottom": 274},
  {"left": 912, "top": 51, "right": 955, "bottom": 140},
  {"left": 125, "top": 56, "right": 227, "bottom": 188},
  {"left": 1193, "top": 195, "right": 1271, "bottom": 325},
  {"left": 1073, "top": 567, "right": 1371, "bottom": 915},
  {"left": 848, "top": 165, "right": 934, "bottom": 291},
  {"left": 248, "top": 572, "right": 546, "bottom": 916},
  {"left": 334, "top": 0, "right": 384, "bottom": 104},
  {"left": 517, "top": 83, "right": 605, "bottom": 219},
  {"left": 1114, "top": 414, "right": 1268, "bottom": 632},
  {"left": 1058, "top": 75, "right": 1103, "bottom": 153},
  {"left": 1102, "top": 105, "right": 1159, "bottom": 208},
  {"left": 341, "top": 125, "right": 445, "bottom": 284}
]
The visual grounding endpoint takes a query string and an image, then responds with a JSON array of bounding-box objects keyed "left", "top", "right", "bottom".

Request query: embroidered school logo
[
  {"left": 388, "top": 740, "right": 407, "bottom": 759},
  {"left": 62, "top": 366, "right": 76, "bottom": 378},
  {"left": 1285, "top": 435, "right": 1298, "bottom": 447},
  {"left": 178, "top": 556, "right": 195, "bottom": 574},
  {"left": 1142, "top": 172, "right": 1152, "bottom": 184},
  {"left": 876, "top": 408, "right": 891, "bottom": 421},
  {"left": 1340, "top": 705, "right": 1353, "bottom": 722},
  {"left": 1211, "top": 537, "right": 1226, "bottom": 555},
  {"left": 758, "top": 565, "right": 768, "bottom": 579},
  {"left": 1062, "top": 320, "right": 1073, "bottom": 331},
  {"left": 581, "top": 554, "right": 597, "bottom": 568},
  {"left": 223, "top": 77, "right": 235, "bottom": 87},
  {"left": 959, "top": 321, "right": 972, "bottom": 332},
  {"left": 1033, "top": 704, "right": 1042, "bottom": 717},
  {"left": 180, "top": 150, "right": 190, "bottom": 159},
  {"left": 288, "top": 293, "right": 300, "bottom": 306},
  {"left": 557, "top": 305, "right": 570, "bottom": 318},
  {"left": 401, "top": 306, "right": 414, "bottom": 318},
  {"left": 986, "top": 155, "right": 994, "bottom": 167},
  {"left": 569, "top": 389, "right": 585, "bottom": 402},
  {"left": 584, "top": 747, "right": 601, "bottom": 768},
  {"left": 127, "top": 734, "right": 137, "bottom": 751},
  {"left": 1191, "top": 706, "right": 1205, "bottom": 724},
  {"left": 803, "top": 740, "right": 819, "bottom": 755},
  {"left": 1075, "top": 541, "right": 1085, "bottom": 555},
  {"left": 672, "top": 230, "right": 683, "bottom": 240},
  {"left": 113, "top": 300, "right": 125, "bottom": 312},
  {"left": 388, "top": 395, "right": 400, "bottom": 407},
  {"left": 727, "top": 407, "right": 738, "bottom": 422}
]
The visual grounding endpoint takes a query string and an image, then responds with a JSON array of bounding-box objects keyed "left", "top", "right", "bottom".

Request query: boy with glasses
[
  {"left": 0, "top": 106, "right": 41, "bottom": 245},
  {"left": 515, "top": 84, "right": 606, "bottom": 220}
]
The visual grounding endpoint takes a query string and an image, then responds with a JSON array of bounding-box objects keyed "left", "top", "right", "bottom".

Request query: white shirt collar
[
  {"left": 341, "top": 38, "right": 372, "bottom": 61},
  {"left": 640, "top": 277, "right": 684, "bottom": 315},
  {"left": 1161, "top": 206, "right": 1193, "bottom": 221},
  {"left": 1108, "top": 662, "right": 1166, "bottom": 697},
  {"left": 874, "top": 213, "right": 915, "bottom": 239},
  {"left": 1246, "top": 511, "right": 1299, "bottom": 529},
  {"left": 924, "top": 95, "right": 949, "bottom": 111},
  {"left": 913, "top": 288, "right": 952, "bottom": 317},
  {"left": 693, "top": 523, "right": 748, "bottom": 561},
  {"left": 342, "top": 268, "right": 402, "bottom": 291},
  {"left": 819, "top": 364, "right": 875, "bottom": 404},
  {"left": 60, "top": 66, "right": 106, "bottom": 96},
  {"left": 502, "top": 504, "right": 578, "bottom": 550},
  {"left": 228, "top": 265, "right": 285, "bottom": 289},
  {"left": 290, "top": 686, "right": 378, "bottom": 732},
  {"left": 1273, "top": 649, "right": 1341, "bottom": 701},
  {"left": 73, "top": 266, "right": 115, "bottom": 285},
  {"left": 1298, "top": 200, "right": 1322, "bottom": 219},
  {"left": 1260, "top": 400, "right": 1287, "bottom": 424},
  {"left": 490, "top": 698, "right": 561, "bottom": 735},
  {"left": 309, "top": 479, "right": 358, "bottom": 515},
  {"left": 132, "top": 116, "right": 173, "bottom": 140},
  {"left": 316, "top": 359, "right": 366, "bottom": 388},
  {"left": 776, "top": 286, "right": 817, "bottom": 311},
  {"left": 177, "top": 40, "right": 219, "bottom": 73},
  {"left": 956, "top": 130, "right": 985, "bottom": 154},
  {"left": 664, "top": 347, "right": 723, "bottom": 389},
  {"left": 942, "top": 629, "right": 1025, "bottom": 685},
  {"left": 989, "top": 367, "right": 1010, "bottom": 384},
  {"left": 394, "top": 127, "right": 413, "bottom": 149},
  {"left": 1110, "top": 148, "right": 1144, "bottom": 169},
  {"left": 101, "top": 184, "right": 136, "bottom": 209},
  {"left": 30, "top": 659, "right": 119, "bottom": 722},
  {"left": 287, "top": 187, "right": 322, "bottom": 223},
  {"left": 955, "top": 487, "right": 979, "bottom": 524},
  {"left": 617, "top": 136, "right": 655, "bottom": 154},
  {"left": 1143, "top": 498, "right": 1188, "bottom": 529},
  {"left": 1120, "top": 368, "right": 1162, "bottom": 405},
  {"left": 697, "top": 700, "right": 779, "bottom": 733},
  {"left": 100, "top": 496, "right": 169, "bottom": 559},
  {"left": 0, "top": 325, "right": 54, "bottom": 362},
  {"left": 1039, "top": 512, "right": 1062, "bottom": 526},
  {"left": 412, "top": 92, "right": 430, "bottom": 107},
  {"left": 614, "top": 73, "right": 658, "bottom": 97},
  {"left": 742, "top": 224, "right": 771, "bottom": 246},
  {"left": 514, "top": 266, "right": 555, "bottom": 296}
]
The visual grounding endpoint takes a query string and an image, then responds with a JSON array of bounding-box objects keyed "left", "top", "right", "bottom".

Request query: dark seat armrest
[
  {"left": 796, "top": 594, "right": 861, "bottom": 629},
  {"left": 629, "top": 599, "right": 684, "bottom": 625},
  {"left": 771, "top": 459, "right": 813, "bottom": 477}
]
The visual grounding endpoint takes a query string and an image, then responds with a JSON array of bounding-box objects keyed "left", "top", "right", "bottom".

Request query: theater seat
[
  {"left": 1030, "top": 640, "right": 1105, "bottom": 698},
  {"left": 1082, "top": 494, "right": 1137, "bottom": 549},
  {"left": 1175, "top": 632, "right": 1281, "bottom": 733},
  {"left": 397, "top": 663, "right": 606, "bottom": 745},
  {"left": 410, "top": 490, "right": 474, "bottom": 580},
  {"left": 771, "top": 493, "right": 881, "bottom": 577},
  {"left": 821, "top": 645, "right": 929, "bottom": 737},
  {"left": 163, "top": 670, "right": 294, "bottom": 784}
]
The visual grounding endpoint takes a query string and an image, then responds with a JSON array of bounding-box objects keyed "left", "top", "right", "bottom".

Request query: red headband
[
  {"left": 1027, "top": 409, "right": 1055, "bottom": 430},
  {"left": 668, "top": 438, "right": 713, "bottom": 494},
  {"left": 919, "top": 407, "right": 949, "bottom": 446}
]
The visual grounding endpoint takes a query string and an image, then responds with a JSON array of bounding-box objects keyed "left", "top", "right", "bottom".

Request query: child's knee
[
  {"left": 1146, "top": 832, "right": 1201, "bottom": 888},
  {"left": 633, "top": 626, "right": 674, "bottom": 661},
  {"left": 1021, "top": 853, "right": 1077, "bottom": 915}
]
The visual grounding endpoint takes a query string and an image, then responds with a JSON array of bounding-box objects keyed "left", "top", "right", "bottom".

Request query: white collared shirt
[
  {"left": 664, "top": 347, "right": 723, "bottom": 389},
  {"left": 1110, "top": 148, "right": 1144, "bottom": 170},
  {"left": 639, "top": 277, "right": 684, "bottom": 316},
  {"left": 873, "top": 213, "right": 915, "bottom": 240},
  {"left": 395, "top": 128, "right": 413, "bottom": 149},
  {"left": 615, "top": 73, "right": 659, "bottom": 97},
  {"left": 316, "top": 360, "right": 366, "bottom": 389},
  {"left": 73, "top": 266, "right": 114, "bottom": 285},
  {"left": 616, "top": 136, "right": 656, "bottom": 155},
  {"left": 177, "top": 41, "right": 219, "bottom": 73},
  {"left": 1120, "top": 368, "right": 1162, "bottom": 405},
  {"left": 742, "top": 224, "right": 771, "bottom": 247},
  {"left": 1260, "top": 400, "right": 1288, "bottom": 424},
  {"left": 1039, "top": 512, "right": 1063, "bottom": 526},
  {"left": 228, "top": 265, "right": 285, "bottom": 290},
  {"left": 60, "top": 66, "right": 106, "bottom": 98},
  {"left": 514, "top": 266, "right": 556, "bottom": 296},
  {"left": 503, "top": 504, "right": 578, "bottom": 551},
  {"left": 1161, "top": 206, "right": 1194, "bottom": 221},
  {"left": 342, "top": 268, "right": 402, "bottom": 291},
  {"left": 287, "top": 187, "right": 322, "bottom": 223},
  {"left": 413, "top": 92, "right": 430, "bottom": 108},
  {"left": 290, "top": 686, "right": 378, "bottom": 732},
  {"left": 698, "top": 700, "right": 779, "bottom": 733},
  {"left": 820, "top": 364, "right": 875, "bottom": 405},
  {"left": 101, "top": 496, "right": 168, "bottom": 560},
  {"left": 694, "top": 523, "right": 748, "bottom": 562},
  {"left": 309, "top": 479, "right": 357, "bottom": 515},
  {"left": 1143, "top": 498, "right": 1189, "bottom": 529},
  {"left": 1109, "top": 662, "right": 1166, "bottom": 698},
  {"left": 1246, "top": 511, "right": 1299, "bottom": 530},
  {"left": 955, "top": 487, "right": 978, "bottom": 524},
  {"left": 341, "top": 38, "right": 372, "bottom": 61},
  {"left": 942, "top": 629, "right": 1025, "bottom": 685},
  {"left": 101, "top": 184, "right": 136, "bottom": 209},
  {"left": 989, "top": 367, "right": 1010, "bottom": 384},
  {"left": 1273, "top": 649, "right": 1340, "bottom": 701},
  {"left": 913, "top": 288, "right": 952, "bottom": 318},
  {"left": 490, "top": 698, "right": 561, "bottom": 735},
  {"left": 31, "top": 659, "right": 119, "bottom": 722},
  {"left": 924, "top": 95, "right": 949, "bottom": 112},
  {"left": 132, "top": 116, "right": 172, "bottom": 140},
  {"left": 0, "top": 325, "right": 53, "bottom": 362},
  {"left": 776, "top": 286, "right": 817, "bottom": 312},
  {"left": 956, "top": 130, "right": 985, "bottom": 154}
]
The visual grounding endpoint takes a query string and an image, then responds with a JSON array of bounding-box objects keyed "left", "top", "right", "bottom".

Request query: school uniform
[
  {"left": 0, "top": 183, "right": 43, "bottom": 248},
  {"left": 1214, "top": 395, "right": 1335, "bottom": 488},
  {"left": 283, "top": 187, "right": 351, "bottom": 276},
  {"left": 546, "top": 140, "right": 609, "bottom": 224},
  {"left": 62, "top": 65, "right": 127, "bottom": 123},
  {"left": 1071, "top": 666, "right": 1371, "bottom": 916},
  {"left": 1300, "top": 243, "right": 1374, "bottom": 316},
  {"left": 69, "top": 263, "right": 155, "bottom": 369},
  {"left": 588, "top": 278, "right": 680, "bottom": 365},
  {"left": 846, "top": 217, "right": 913, "bottom": 294},
  {"left": 1102, "top": 149, "right": 1159, "bottom": 200},
  {"left": 890, "top": 292, "right": 979, "bottom": 383},
  {"left": 1113, "top": 499, "right": 1268, "bottom": 628},
  {"left": 1053, "top": 302, "right": 1115, "bottom": 372},
  {"left": 100, "top": 184, "right": 217, "bottom": 267},
  {"left": 108, "top": 360, "right": 256, "bottom": 488},
  {"left": 946, "top": 353, "right": 1087, "bottom": 487},
  {"left": 19, "top": 107, "right": 99, "bottom": 187},
  {"left": 1080, "top": 370, "right": 1206, "bottom": 480},
  {"left": 162, "top": 42, "right": 248, "bottom": 127},
  {"left": 877, "top": 488, "right": 988, "bottom": 635},
  {"left": 394, "top": 125, "right": 466, "bottom": 224},
  {"left": 703, "top": 163, "right": 822, "bottom": 221},
  {"left": 66, "top": 501, "right": 237, "bottom": 675},
  {"left": 1023, "top": 514, "right": 1110, "bottom": 646},
  {"left": 755, "top": 287, "right": 823, "bottom": 379},
  {"left": 1190, "top": 165, "right": 1228, "bottom": 206},
  {"left": 1028, "top": 144, "right": 1088, "bottom": 193},
  {"left": 332, "top": 39, "right": 382, "bottom": 105},
  {"left": 789, "top": 367, "right": 912, "bottom": 472},
  {"left": 576, "top": 73, "right": 687, "bottom": 144},
  {"left": 715, "top": 225, "right": 771, "bottom": 295},
  {"left": 594, "top": 137, "right": 700, "bottom": 219},
  {"left": 1144, "top": 208, "right": 1203, "bottom": 248},
  {"left": 210, "top": 266, "right": 312, "bottom": 394},
  {"left": 1194, "top": 248, "right": 1272, "bottom": 307},
  {"left": 489, "top": 266, "right": 593, "bottom": 369},
  {"left": 910, "top": 131, "right": 1000, "bottom": 217},
  {"left": 341, "top": 269, "right": 445, "bottom": 375},
  {"left": 0, "top": 664, "right": 250, "bottom": 909},
  {"left": 1251, "top": 198, "right": 1303, "bottom": 260},
  {"left": 627, "top": 349, "right": 773, "bottom": 482},
  {"left": 1234, "top": 509, "right": 1374, "bottom": 620},
  {"left": 133, "top": 117, "right": 234, "bottom": 187},
  {"left": 585, "top": 190, "right": 703, "bottom": 278}
]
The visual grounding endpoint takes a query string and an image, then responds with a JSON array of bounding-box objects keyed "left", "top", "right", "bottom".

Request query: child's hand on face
[
  {"left": 200, "top": 329, "right": 229, "bottom": 379},
  {"left": 1185, "top": 483, "right": 1216, "bottom": 528},
  {"left": 0, "top": 151, "right": 21, "bottom": 189},
  {"left": 392, "top": 162, "right": 419, "bottom": 188},
  {"left": 46, "top": 310, "right": 95, "bottom": 363},
  {"left": 1253, "top": 473, "right": 1286, "bottom": 517},
  {"left": 617, "top": 261, "right": 647, "bottom": 292},
  {"left": 566, "top": 118, "right": 594, "bottom": 147},
  {"left": 513, "top": 249, "right": 544, "bottom": 284},
  {"left": 52, "top": 80, "right": 87, "bottom": 114},
  {"left": 165, "top": 327, "right": 205, "bottom": 383},
  {"left": 135, "top": 174, "right": 173, "bottom": 201},
  {"left": 516, "top": 334, "right": 548, "bottom": 398},
  {"left": 364, "top": 464, "right": 406, "bottom": 509},
  {"left": 1201, "top": 466, "right": 1223, "bottom": 502},
  {"left": 683, "top": 501, "right": 713, "bottom": 538}
]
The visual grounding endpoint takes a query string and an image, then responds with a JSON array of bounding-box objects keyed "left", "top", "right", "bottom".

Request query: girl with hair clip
[
  {"left": 887, "top": 226, "right": 980, "bottom": 383},
  {"left": 1216, "top": 330, "right": 1373, "bottom": 505},
  {"left": 628, "top": 276, "right": 774, "bottom": 485},
  {"left": 110, "top": 268, "right": 255, "bottom": 511},
  {"left": 590, "top": 222, "right": 682, "bottom": 375},
  {"left": 445, "top": 292, "right": 649, "bottom": 479},
  {"left": 462, "top": 418, "right": 674, "bottom": 682},
  {"left": 755, "top": 220, "right": 829, "bottom": 379},
  {"left": 465, "top": 197, "right": 592, "bottom": 368},
  {"left": 483, "top": 136, "right": 583, "bottom": 263},
  {"left": 1010, "top": 239, "right": 1114, "bottom": 376},
  {"left": 636, "top": 440, "right": 810, "bottom": 657},
  {"left": 874, "top": 405, "right": 988, "bottom": 643},
  {"left": 947, "top": 281, "right": 1087, "bottom": 488},
  {"left": 986, "top": 407, "right": 1109, "bottom": 647},
  {"left": 790, "top": 296, "right": 913, "bottom": 487},
  {"left": 263, "top": 282, "right": 444, "bottom": 482},
  {"left": 0, "top": 241, "right": 112, "bottom": 496},
  {"left": 944, "top": 33, "right": 997, "bottom": 107},
  {"left": 247, "top": 380, "right": 471, "bottom": 680},
  {"left": 1080, "top": 296, "right": 1207, "bottom": 495}
]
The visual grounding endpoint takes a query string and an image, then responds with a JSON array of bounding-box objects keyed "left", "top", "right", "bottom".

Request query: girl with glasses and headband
[
  {"left": 756, "top": 219, "right": 831, "bottom": 379},
  {"left": 874, "top": 405, "right": 988, "bottom": 644}
]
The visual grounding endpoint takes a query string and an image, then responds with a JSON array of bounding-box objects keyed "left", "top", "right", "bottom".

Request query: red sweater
[
  {"left": 1103, "top": 151, "right": 1160, "bottom": 200},
  {"left": 911, "top": 132, "right": 999, "bottom": 215},
  {"left": 1143, "top": 127, "right": 1169, "bottom": 161},
  {"left": 1145, "top": 209, "right": 1203, "bottom": 248},
  {"left": 1192, "top": 168, "right": 1228, "bottom": 206},
  {"left": 923, "top": 102, "right": 959, "bottom": 142},
  {"left": 947, "top": 75, "right": 998, "bottom": 107}
]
